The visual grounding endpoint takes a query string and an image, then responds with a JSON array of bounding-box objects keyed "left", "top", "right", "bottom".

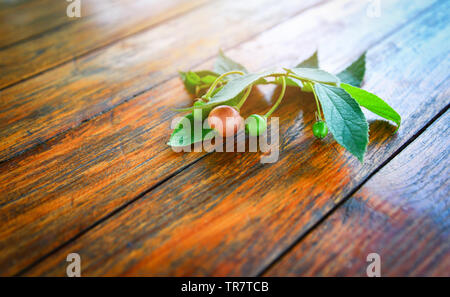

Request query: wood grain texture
[
  {"left": 0, "top": 0, "right": 321, "bottom": 163},
  {"left": 22, "top": 0, "right": 449, "bottom": 276},
  {"left": 0, "top": 0, "right": 431, "bottom": 276},
  {"left": 0, "top": 0, "right": 208, "bottom": 88},
  {"left": 0, "top": 0, "right": 129, "bottom": 48},
  {"left": 0, "top": 0, "right": 70, "bottom": 48},
  {"left": 265, "top": 111, "right": 450, "bottom": 277},
  {"left": 0, "top": 0, "right": 325, "bottom": 275}
]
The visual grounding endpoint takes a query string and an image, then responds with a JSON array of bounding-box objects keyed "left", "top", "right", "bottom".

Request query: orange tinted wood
[
  {"left": 0, "top": 0, "right": 320, "bottom": 163},
  {"left": 265, "top": 111, "right": 450, "bottom": 276},
  {"left": 0, "top": 0, "right": 70, "bottom": 48},
  {"left": 23, "top": 0, "right": 448, "bottom": 276},
  {"left": 0, "top": 0, "right": 324, "bottom": 275},
  {"left": 0, "top": 0, "right": 208, "bottom": 87},
  {"left": 0, "top": 0, "right": 129, "bottom": 48}
]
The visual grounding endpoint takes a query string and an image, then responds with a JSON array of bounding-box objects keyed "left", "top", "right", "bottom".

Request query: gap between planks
[
  {"left": 0, "top": 0, "right": 328, "bottom": 165},
  {"left": 14, "top": 153, "right": 210, "bottom": 276},
  {"left": 3, "top": 0, "right": 330, "bottom": 271},
  {"left": 257, "top": 102, "right": 450, "bottom": 276},
  {"left": 0, "top": 0, "right": 210, "bottom": 90},
  {"left": 0, "top": 0, "right": 120, "bottom": 50}
]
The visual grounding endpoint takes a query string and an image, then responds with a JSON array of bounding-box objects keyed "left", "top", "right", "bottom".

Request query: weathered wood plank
[
  {"left": 0, "top": 0, "right": 325, "bottom": 275},
  {"left": 0, "top": 0, "right": 208, "bottom": 88},
  {"left": 265, "top": 111, "right": 450, "bottom": 276},
  {"left": 0, "top": 0, "right": 70, "bottom": 48},
  {"left": 0, "top": 0, "right": 321, "bottom": 163},
  {"left": 22, "top": 0, "right": 449, "bottom": 276},
  {"left": 0, "top": 0, "right": 127, "bottom": 48}
]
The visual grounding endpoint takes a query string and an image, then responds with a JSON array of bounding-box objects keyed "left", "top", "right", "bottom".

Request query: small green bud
[{"left": 313, "top": 121, "right": 328, "bottom": 139}]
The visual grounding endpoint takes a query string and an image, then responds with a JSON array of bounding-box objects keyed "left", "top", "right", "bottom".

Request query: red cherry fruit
[{"left": 207, "top": 105, "right": 244, "bottom": 137}]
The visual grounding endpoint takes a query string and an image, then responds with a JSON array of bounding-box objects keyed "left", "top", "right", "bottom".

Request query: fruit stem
[
  {"left": 236, "top": 85, "right": 252, "bottom": 110},
  {"left": 309, "top": 82, "right": 323, "bottom": 121},
  {"left": 203, "top": 71, "right": 244, "bottom": 100},
  {"left": 264, "top": 76, "right": 286, "bottom": 118}
]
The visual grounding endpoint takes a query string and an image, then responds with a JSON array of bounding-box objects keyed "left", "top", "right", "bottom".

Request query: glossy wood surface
[
  {"left": 0, "top": 0, "right": 209, "bottom": 88},
  {"left": 266, "top": 111, "right": 450, "bottom": 276},
  {"left": 0, "top": 0, "right": 448, "bottom": 276},
  {"left": 0, "top": 0, "right": 320, "bottom": 161}
]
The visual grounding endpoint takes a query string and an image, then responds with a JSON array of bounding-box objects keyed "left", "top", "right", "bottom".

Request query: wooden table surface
[{"left": 0, "top": 0, "right": 449, "bottom": 276}]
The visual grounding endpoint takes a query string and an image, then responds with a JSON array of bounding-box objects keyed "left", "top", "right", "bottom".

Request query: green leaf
[
  {"left": 283, "top": 51, "right": 319, "bottom": 91},
  {"left": 337, "top": 52, "right": 366, "bottom": 87},
  {"left": 167, "top": 113, "right": 215, "bottom": 147},
  {"left": 264, "top": 76, "right": 301, "bottom": 87},
  {"left": 179, "top": 70, "right": 219, "bottom": 94},
  {"left": 314, "top": 83, "right": 369, "bottom": 162},
  {"left": 296, "top": 51, "right": 319, "bottom": 68},
  {"left": 200, "top": 74, "right": 217, "bottom": 84},
  {"left": 179, "top": 71, "right": 200, "bottom": 94},
  {"left": 285, "top": 77, "right": 303, "bottom": 88},
  {"left": 289, "top": 67, "right": 339, "bottom": 85},
  {"left": 175, "top": 86, "right": 248, "bottom": 112},
  {"left": 342, "top": 83, "right": 401, "bottom": 130},
  {"left": 196, "top": 70, "right": 219, "bottom": 79},
  {"left": 206, "top": 70, "right": 276, "bottom": 107},
  {"left": 214, "top": 50, "right": 248, "bottom": 77}
]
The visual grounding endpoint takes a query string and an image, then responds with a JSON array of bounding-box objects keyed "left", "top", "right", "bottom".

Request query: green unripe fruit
[
  {"left": 245, "top": 114, "right": 267, "bottom": 137},
  {"left": 313, "top": 121, "right": 328, "bottom": 139}
]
